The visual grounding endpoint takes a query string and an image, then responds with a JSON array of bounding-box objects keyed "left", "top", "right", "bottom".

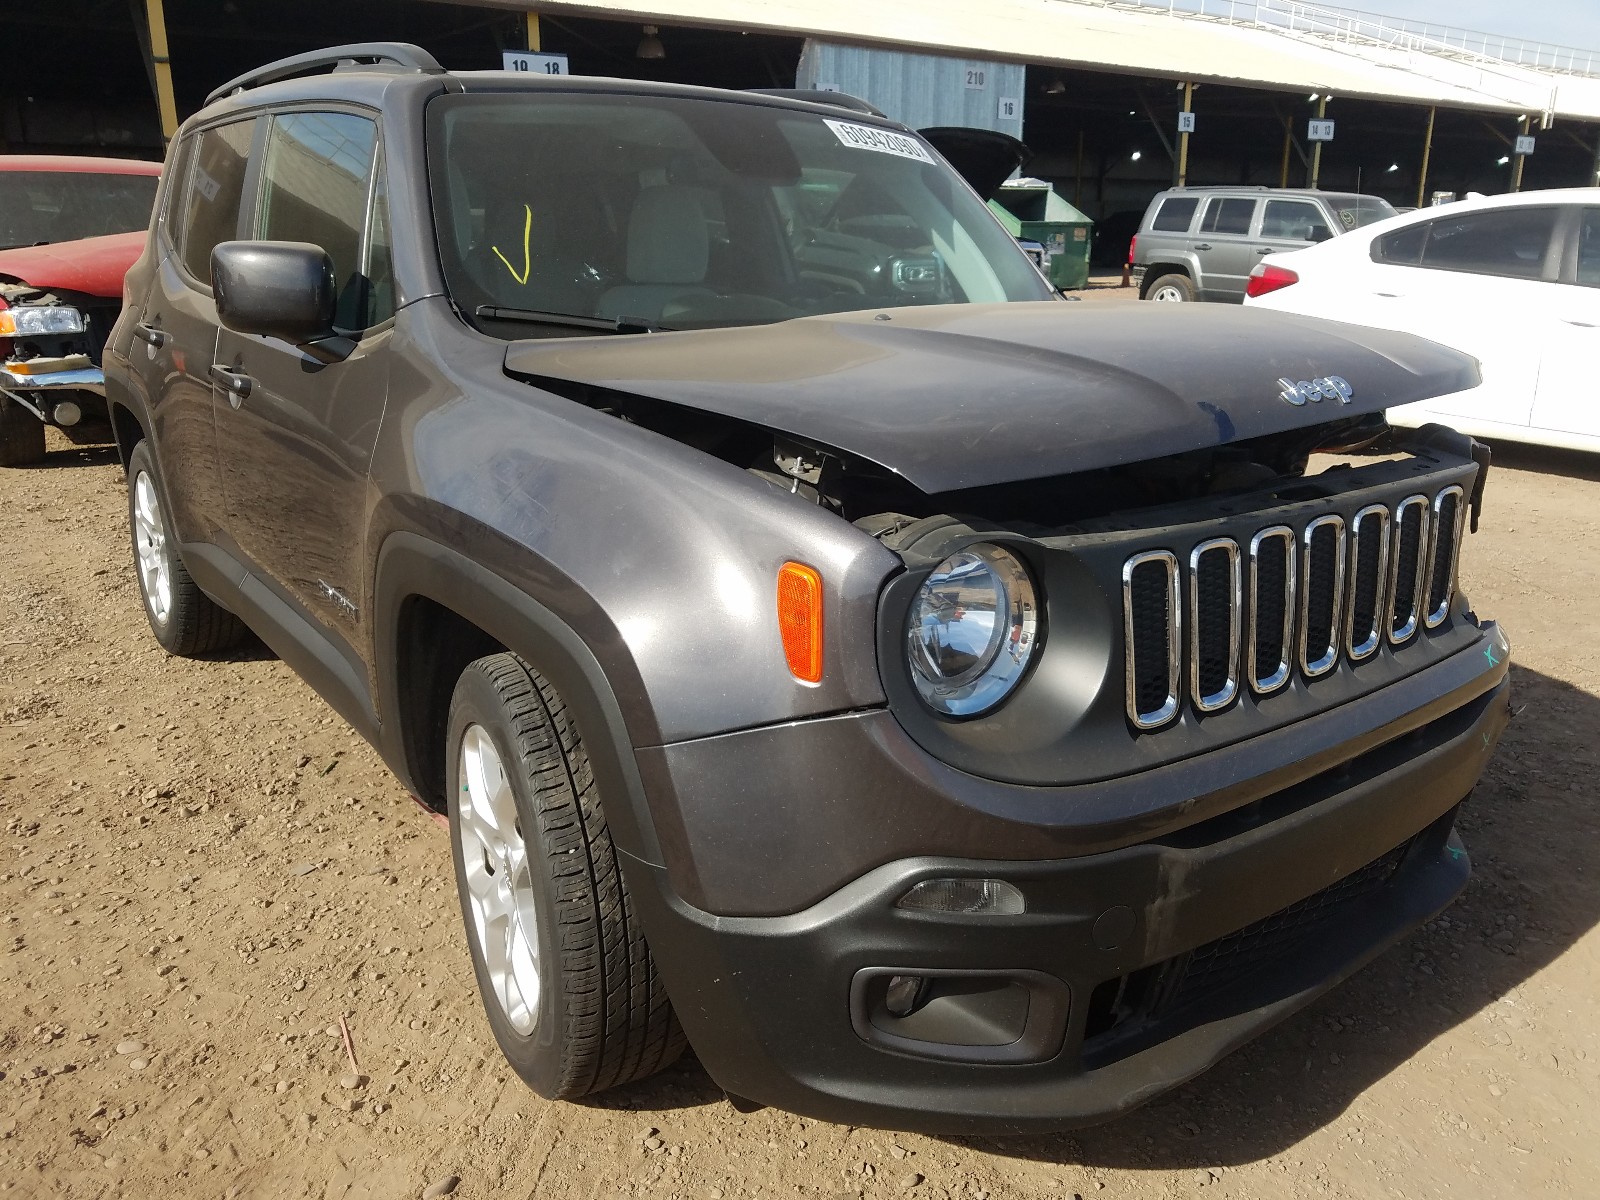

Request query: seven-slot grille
[{"left": 1123, "top": 484, "right": 1467, "bottom": 729}]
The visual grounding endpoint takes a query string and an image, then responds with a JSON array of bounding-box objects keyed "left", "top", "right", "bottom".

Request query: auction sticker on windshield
[{"left": 823, "top": 120, "right": 936, "bottom": 164}]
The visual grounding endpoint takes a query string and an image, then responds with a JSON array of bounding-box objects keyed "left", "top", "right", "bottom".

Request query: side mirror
[{"left": 212, "top": 241, "right": 336, "bottom": 345}]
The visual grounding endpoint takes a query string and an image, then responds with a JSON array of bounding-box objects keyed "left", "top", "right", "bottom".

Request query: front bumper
[
  {"left": 0, "top": 364, "right": 106, "bottom": 425},
  {"left": 626, "top": 638, "right": 1510, "bottom": 1133}
]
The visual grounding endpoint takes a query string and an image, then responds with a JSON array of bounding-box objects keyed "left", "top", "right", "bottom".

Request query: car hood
[
  {"left": 0, "top": 230, "right": 145, "bottom": 298},
  {"left": 503, "top": 302, "right": 1480, "bottom": 494}
]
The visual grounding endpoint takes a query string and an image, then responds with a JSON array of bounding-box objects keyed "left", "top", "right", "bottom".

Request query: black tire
[
  {"left": 127, "top": 439, "right": 246, "bottom": 656},
  {"left": 1144, "top": 272, "right": 1196, "bottom": 302},
  {"left": 447, "top": 652, "right": 684, "bottom": 1099},
  {"left": 0, "top": 397, "right": 46, "bottom": 467}
]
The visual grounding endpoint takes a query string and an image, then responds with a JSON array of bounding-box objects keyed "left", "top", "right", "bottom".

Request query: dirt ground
[{"left": 3, "top": 412, "right": 1599, "bottom": 1200}]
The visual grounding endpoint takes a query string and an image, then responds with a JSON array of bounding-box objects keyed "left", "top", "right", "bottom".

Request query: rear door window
[
  {"left": 1576, "top": 209, "right": 1600, "bottom": 288},
  {"left": 1200, "top": 197, "right": 1256, "bottom": 236},
  {"left": 1261, "top": 200, "right": 1333, "bottom": 242},
  {"left": 178, "top": 118, "right": 256, "bottom": 286},
  {"left": 1150, "top": 196, "right": 1199, "bottom": 232},
  {"left": 256, "top": 111, "right": 383, "bottom": 332},
  {"left": 1375, "top": 206, "right": 1560, "bottom": 280}
]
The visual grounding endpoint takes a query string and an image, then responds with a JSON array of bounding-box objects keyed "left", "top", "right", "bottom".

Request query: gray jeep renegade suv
[{"left": 104, "top": 44, "right": 1509, "bottom": 1133}]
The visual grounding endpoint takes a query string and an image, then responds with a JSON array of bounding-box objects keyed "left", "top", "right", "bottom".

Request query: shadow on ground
[{"left": 1482, "top": 440, "right": 1600, "bottom": 484}]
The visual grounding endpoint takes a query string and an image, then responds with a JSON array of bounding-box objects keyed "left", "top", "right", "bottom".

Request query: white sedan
[{"left": 1244, "top": 188, "right": 1600, "bottom": 453}]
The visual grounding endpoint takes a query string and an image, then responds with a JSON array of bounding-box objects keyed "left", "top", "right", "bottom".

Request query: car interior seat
[{"left": 596, "top": 186, "right": 717, "bottom": 324}]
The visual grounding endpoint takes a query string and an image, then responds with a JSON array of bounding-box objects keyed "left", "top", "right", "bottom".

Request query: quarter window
[
  {"left": 1200, "top": 197, "right": 1256, "bottom": 236},
  {"left": 1576, "top": 209, "right": 1600, "bottom": 288},
  {"left": 178, "top": 118, "right": 255, "bottom": 285},
  {"left": 1150, "top": 197, "right": 1199, "bottom": 233},
  {"left": 1374, "top": 206, "right": 1559, "bottom": 280},
  {"left": 1261, "top": 200, "right": 1332, "bottom": 242},
  {"left": 257, "top": 112, "right": 382, "bottom": 331}
]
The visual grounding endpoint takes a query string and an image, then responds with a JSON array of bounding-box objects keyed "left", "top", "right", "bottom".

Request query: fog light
[
  {"left": 896, "top": 878, "right": 1025, "bottom": 915},
  {"left": 51, "top": 399, "right": 82, "bottom": 427}
]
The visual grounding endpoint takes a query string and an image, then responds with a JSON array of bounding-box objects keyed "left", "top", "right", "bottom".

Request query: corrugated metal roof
[{"left": 457, "top": 0, "right": 1600, "bottom": 119}]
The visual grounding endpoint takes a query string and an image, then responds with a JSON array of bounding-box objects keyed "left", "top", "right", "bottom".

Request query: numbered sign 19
[
  {"left": 1514, "top": 135, "right": 1536, "bottom": 156},
  {"left": 502, "top": 51, "right": 570, "bottom": 75}
]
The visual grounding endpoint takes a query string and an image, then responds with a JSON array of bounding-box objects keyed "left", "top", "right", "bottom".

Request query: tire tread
[{"left": 475, "top": 652, "right": 684, "bottom": 1097}]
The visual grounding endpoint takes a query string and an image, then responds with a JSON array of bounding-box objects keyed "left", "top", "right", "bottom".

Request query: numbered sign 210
[{"left": 502, "top": 51, "right": 569, "bottom": 75}]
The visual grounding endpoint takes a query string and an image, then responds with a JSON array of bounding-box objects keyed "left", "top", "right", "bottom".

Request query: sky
[{"left": 1346, "top": 1, "right": 1600, "bottom": 52}]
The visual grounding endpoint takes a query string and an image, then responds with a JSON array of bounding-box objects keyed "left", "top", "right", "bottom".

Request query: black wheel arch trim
[{"left": 371, "top": 530, "right": 668, "bottom": 869}]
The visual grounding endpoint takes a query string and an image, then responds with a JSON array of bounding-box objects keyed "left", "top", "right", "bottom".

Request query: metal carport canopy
[{"left": 444, "top": 0, "right": 1600, "bottom": 120}]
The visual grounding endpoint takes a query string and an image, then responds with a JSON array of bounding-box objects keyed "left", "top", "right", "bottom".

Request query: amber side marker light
[{"left": 777, "top": 561, "right": 824, "bottom": 684}]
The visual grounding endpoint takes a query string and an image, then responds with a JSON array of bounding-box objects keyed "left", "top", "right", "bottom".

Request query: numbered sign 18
[{"left": 502, "top": 51, "right": 570, "bottom": 75}]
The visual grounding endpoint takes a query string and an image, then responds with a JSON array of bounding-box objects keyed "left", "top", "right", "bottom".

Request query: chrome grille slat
[
  {"left": 1388, "top": 495, "right": 1430, "bottom": 645},
  {"left": 1189, "top": 538, "right": 1242, "bottom": 713},
  {"left": 1345, "top": 504, "right": 1391, "bottom": 662},
  {"left": 1123, "top": 550, "right": 1181, "bottom": 729},
  {"left": 1248, "top": 526, "right": 1296, "bottom": 696},
  {"left": 1122, "top": 485, "right": 1466, "bottom": 731},
  {"left": 1299, "top": 515, "right": 1346, "bottom": 678},
  {"left": 1424, "top": 486, "right": 1466, "bottom": 628}
]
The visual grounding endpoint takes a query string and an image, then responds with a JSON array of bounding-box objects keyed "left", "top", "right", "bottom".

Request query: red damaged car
[{"left": 0, "top": 155, "right": 161, "bottom": 465}]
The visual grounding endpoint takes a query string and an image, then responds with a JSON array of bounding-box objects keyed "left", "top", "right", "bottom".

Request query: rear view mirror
[{"left": 212, "top": 241, "right": 337, "bottom": 345}]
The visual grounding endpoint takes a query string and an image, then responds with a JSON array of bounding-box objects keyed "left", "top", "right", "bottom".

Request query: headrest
[{"left": 626, "top": 187, "right": 709, "bottom": 285}]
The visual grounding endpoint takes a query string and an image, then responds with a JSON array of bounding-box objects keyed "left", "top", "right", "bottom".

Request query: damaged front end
[{"left": 0, "top": 281, "right": 115, "bottom": 437}]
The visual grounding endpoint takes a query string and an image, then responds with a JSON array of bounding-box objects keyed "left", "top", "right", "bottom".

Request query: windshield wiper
[{"left": 474, "top": 305, "right": 668, "bottom": 334}]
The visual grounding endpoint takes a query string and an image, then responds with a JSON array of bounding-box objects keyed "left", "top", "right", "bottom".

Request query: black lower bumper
[{"left": 625, "top": 670, "right": 1509, "bottom": 1134}]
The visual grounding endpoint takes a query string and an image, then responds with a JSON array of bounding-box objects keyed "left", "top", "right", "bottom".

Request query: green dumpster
[{"left": 988, "top": 178, "right": 1094, "bottom": 291}]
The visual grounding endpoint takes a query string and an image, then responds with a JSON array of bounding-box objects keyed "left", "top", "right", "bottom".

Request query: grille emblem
[{"left": 1277, "top": 375, "right": 1353, "bottom": 406}]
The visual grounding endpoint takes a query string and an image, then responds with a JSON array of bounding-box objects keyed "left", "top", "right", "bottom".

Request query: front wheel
[
  {"left": 0, "top": 397, "right": 46, "bottom": 467},
  {"left": 127, "top": 440, "right": 245, "bottom": 655},
  {"left": 447, "top": 652, "right": 684, "bottom": 1098},
  {"left": 1144, "top": 273, "right": 1196, "bottom": 302}
]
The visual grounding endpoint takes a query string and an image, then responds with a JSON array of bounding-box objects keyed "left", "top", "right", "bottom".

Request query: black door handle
[
  {"left": 1193, "top": 243, "right": 1213, "bottom": 251},
  {"left": 209, "top": 364, "right": 254, "bottom": 405},
  {"left": 133, "top": 322, "right": 167, "bottom": 349}
]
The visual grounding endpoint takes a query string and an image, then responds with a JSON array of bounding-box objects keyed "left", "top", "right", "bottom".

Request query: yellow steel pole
[
  {"left": 1416, "top": 105, "right": 1436, "bottom": 209},
  {"left": 1511, "top": 114, "right": 1529, "bottom": 192},
  {"left": 1309, "top": 95, "right": 1327, "bottom": 189},
  {"left": 525, "top": 10, "right": 541, "bottom": 51},
  {"left": 143, "top": 0, "right": 180, "bottom": 145},
  {"left": 1279, "top": 115, "right": 1292, "bottom": 187},
  {"left": 1176, "top": 81, "right": 1193, "bottom": 187}
]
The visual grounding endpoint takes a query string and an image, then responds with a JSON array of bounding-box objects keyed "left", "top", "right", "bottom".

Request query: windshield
[
  {"left": 427, "top": 92, "right": 1052, "bottom": 335},
  {"left": 1330, "top": 195, "right": 1398, "bottom": 232},
  {"left": 0, "top": 170, "right": 159, "bottom": 249}
]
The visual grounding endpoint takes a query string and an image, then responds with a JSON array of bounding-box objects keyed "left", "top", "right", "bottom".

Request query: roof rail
[
  {"left": 745, "top": 88, "right": 888, "bottom": 118},
  {"left": 204, "top": 42, "right": 444, "bottom": 107}
]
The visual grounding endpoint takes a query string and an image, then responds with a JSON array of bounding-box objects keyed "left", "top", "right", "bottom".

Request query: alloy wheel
[
  {"left": 458, "top": 724, "right": 542, "bottom": 1034},
  {"left": 133, "top": 470, "right": 173, "bottom": 626}
]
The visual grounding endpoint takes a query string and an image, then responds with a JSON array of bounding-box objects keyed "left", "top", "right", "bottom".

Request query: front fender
[{"left": 370, "top": 530, "right": 668, "bottom": 866}]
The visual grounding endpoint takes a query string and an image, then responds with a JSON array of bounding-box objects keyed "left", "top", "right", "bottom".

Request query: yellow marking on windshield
[{"left": 492, "top": 205, "right": 532, "bottom": 284}]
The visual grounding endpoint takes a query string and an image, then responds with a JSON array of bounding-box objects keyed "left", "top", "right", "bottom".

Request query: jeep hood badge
[{"left": 1278, "top": 375, "right": 1354, "bottom": 407}]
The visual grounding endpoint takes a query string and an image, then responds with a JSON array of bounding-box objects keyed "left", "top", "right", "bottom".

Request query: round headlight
[{"left": 906, "top": 543, "right": 1040, "bottom": 717}]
